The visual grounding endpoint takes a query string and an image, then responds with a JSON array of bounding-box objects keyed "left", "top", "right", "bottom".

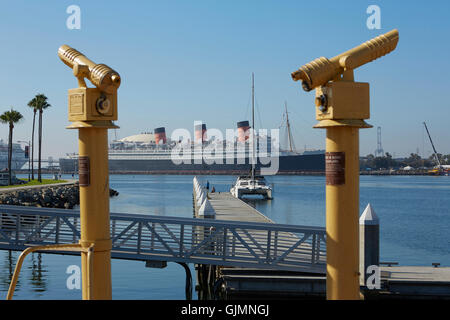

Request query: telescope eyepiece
[
  {"left": 302, "top": 81, "right": 311, "bottom": 92},
  {"left": 292, "top": 56, "right": 340, "bottom": 92}
]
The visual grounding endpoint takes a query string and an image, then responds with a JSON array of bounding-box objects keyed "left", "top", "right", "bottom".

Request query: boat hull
[
  {"left": 231, "top": 186, "right": 273, "bottom": 199},
  {"left": 59, "top": 153, "right": 325, "bottom": 175}
]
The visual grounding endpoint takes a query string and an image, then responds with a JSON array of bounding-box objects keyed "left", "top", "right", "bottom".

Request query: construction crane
[{"left": 423, "top": 122, "right": 444, "bottom": 175}]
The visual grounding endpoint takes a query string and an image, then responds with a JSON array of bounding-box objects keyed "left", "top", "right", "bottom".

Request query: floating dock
[
  {"left": 193, "top": 189, "right": 328, "bottom": 299},
  {"left": 192, "top": 182, "right": 450, "bottom": 300}
]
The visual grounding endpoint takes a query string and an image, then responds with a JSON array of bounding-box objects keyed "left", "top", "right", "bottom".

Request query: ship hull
[{"left": 59, "top": 154, "right": 325, "bottom": 175}]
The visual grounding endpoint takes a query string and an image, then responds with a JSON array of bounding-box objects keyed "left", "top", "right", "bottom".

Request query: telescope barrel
[
  {"left": 333, "top": 29, "right": 399, "bottom": 70},
  {"left": 291, "top": 29, "right": 399, "bottom": 91},
  {"left": 58, "top": 45, "right": 121, "bottom": 93}
]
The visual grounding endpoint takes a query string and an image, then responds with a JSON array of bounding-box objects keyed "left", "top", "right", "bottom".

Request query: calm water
[{"left": 0, "top": 174, "right": 449, "bottom": 299}]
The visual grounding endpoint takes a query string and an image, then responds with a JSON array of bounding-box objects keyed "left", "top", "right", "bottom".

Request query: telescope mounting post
[
  {"left": 291, "top": 29, "right": 398, "bottom": 300},
  {"left": 314, "top": 73, "right": 372, "bottom": 300},
  {"left": 60, "top": 45, "right": 120, "bottom": 300}
]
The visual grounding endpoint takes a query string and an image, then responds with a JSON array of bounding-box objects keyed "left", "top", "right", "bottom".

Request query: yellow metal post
[
  {"left": 324, "top": 126, "right": 360, "bottom": 299},
  {"left": 59, "top": 45, "right": 120, "bottom": 300},
  {"left": 78, "top": 126, "right": 112, "bottom": 299},
  {"left": 291, "top": 30, "right": 399, "bottom": 300},
  {"left": 313, "top": 83, "right": 371, "bottom": 300}
]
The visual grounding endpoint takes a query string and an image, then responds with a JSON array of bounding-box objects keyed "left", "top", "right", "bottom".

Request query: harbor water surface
[{"left": 0, "top": 174, "right": 449, "bottom": 299}]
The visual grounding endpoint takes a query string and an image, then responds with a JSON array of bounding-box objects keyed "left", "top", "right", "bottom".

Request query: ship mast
[
  {"left": 423, "top": 121, "right": 442, "bottom": 168},
  {"left": 285, "top": 101, "right": 296, "bottom": 153},
  {"left": 251, "top": 73, "right": 256, "bottom": 183},
  {"left": 280, "top": 101, "right": 295, "bottom": 152}
]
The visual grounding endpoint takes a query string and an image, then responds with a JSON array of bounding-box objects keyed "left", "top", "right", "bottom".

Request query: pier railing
[{"left": 0, "top": 205, "right": 326, "bottom": 273}]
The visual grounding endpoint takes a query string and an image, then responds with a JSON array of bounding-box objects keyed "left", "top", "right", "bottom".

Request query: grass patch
[{"left": 0, "top": 179, "right": 68, "bottom": 188}]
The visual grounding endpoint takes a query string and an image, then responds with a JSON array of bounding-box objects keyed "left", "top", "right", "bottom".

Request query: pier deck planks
[{"left": 206, "top": 192, "right": 273, "bottom": 223}]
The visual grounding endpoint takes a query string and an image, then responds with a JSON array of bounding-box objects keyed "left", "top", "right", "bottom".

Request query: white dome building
[{"left": 119, "top": 133, "right": 156, "bottom": 144}]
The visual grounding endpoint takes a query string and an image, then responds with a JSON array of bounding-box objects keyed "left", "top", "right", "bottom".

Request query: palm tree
[
  {"left": 27, "top": 96, "right": 38, "bottom": 180},
  {"left": 28, "top": 94, "right": 50, "bottom": 182},
  {"left": 0, "top": 109, "right": 23, "bottom": 185}
]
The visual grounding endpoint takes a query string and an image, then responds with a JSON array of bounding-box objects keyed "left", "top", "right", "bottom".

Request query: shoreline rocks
[{"left": 0, "top": 184, "right": 119, "bottom": 209}]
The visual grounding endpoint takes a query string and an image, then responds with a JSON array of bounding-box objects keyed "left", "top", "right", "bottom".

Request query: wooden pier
[{"left": 207, "top": 192, "right": 273, "bottom": 223}]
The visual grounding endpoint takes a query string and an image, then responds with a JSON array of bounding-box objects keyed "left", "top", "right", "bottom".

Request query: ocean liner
[
  {"left": 0, "top": 140, "right": 28, "bottom": 171},
  {"left": 59, "top": 119, "right": 325, "bottom": 175}
]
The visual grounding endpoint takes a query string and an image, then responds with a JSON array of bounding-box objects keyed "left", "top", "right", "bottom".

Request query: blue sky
[{"left": 0, "top": 0, "right": 449, "bottom": 158}]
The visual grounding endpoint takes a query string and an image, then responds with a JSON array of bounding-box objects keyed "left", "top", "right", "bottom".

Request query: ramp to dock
[
  {"left": 194, "top": 191, "right": 327, "bottom": 274},
  {"left": 0, "top": 202, "right": 326, "bottom": 273}
]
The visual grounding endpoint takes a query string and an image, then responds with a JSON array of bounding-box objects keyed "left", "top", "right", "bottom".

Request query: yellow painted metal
[
  {"left": 6, "top": 243, "right": 94, "bottom": 300},
  {"left": 325, "top": 126, "right": 361, "bottom": 300},
  {"left": 313, "top": 119, "right": 372, "bottom": 129},
  {"left": 291, "top": 29, "right": 399, "bottom": 91},
  {"left": 315, "top": 81, "right": 370, "bottom": 121},
  {"left": 78, "top": 127, "right": 112, "bottom": 299},
  {"left": 316, "top": 72, "right": 371, "bottom": 300},
  {"left": 59, "top": 45, "right": 120, "bottom": 300},
  {"left": 291, "top": 30, "right": 399, "bottom": 300},
  {"left": 67, "top": 87, "right": 118, "bottom": 122},
  {"left": 58, "top": 45, "right": 121, "bottom": 94},
  {"left": 66, "top": 120, "right": 119, "bottom": 129}
]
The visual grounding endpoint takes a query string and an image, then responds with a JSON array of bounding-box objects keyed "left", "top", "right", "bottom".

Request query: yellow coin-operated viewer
[
  {"left": 59, "top": 45, "right": 121, "bottom": 299},
  {"left": 291, "top": 29, "right": 399, "bottom": 300}
]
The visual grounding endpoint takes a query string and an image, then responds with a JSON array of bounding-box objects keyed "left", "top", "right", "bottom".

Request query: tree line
[
  {"left": 2, "top": 94, "right": 50, "bottom": 185},
  {"left": 360, "top": 152, "right": 450, "bottom": 170}
]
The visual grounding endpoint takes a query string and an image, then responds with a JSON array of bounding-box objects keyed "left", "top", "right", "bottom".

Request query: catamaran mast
[{"left": 251, "top": 73, "right": 255, "bottom": 183}]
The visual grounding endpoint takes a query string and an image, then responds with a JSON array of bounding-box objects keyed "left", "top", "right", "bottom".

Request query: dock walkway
[
  {"left": 207, "top": 192, "right": 273, "bottom": 223},
  {"left": 193, "top": 186, "right": 327, "bottom": 298},
  {"left": 195, "top": 191, "right": 326, "bottom": 273}
]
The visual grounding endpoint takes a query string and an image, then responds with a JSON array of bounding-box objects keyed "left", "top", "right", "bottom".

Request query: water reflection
[
  {"left": 0, "top": 251, "right": 16, "bottom": 292},
  {"left": 28, "top": 253, "right": 47, "bottom": 292},
  {"left": 0, "top": 251, "right": 48, "bottom": 295}
]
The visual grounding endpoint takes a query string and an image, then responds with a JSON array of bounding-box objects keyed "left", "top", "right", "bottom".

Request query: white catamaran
[{"left": 230, "top": 73, "right": 273, "bottom": 200}]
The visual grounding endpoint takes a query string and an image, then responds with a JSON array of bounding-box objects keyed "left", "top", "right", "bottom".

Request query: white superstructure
[
  {"left": 230, "top": 175, "right": 272, "bottom": 199},
  {"left": 0, "top": 140, "right": 27, "bottom": 170}
]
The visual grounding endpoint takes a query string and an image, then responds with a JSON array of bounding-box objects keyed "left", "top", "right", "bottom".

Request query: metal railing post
[
  {"left": 179, "top": 224, "right": 185, "bottom": 257},
  {"left": 15, "top": 214, "right": 20, "bottom": 245},
  {"left": 150, "top": 222, "right": 155, "bottom": 250},
  {"left": 274, "top": 231, "right": 278, "bottom": 259},
  {"left": 311, "top": 234, "right": 317, "bottom": 264},
  {"left": 266, "top": 230, "right": 272, "bottom": 262},
  {"left": 137, "top": 222, "right": 142, "bottom": 254},
  {"left": 222, "top": 228, "right": 228, "bottom": 260},
  {"left": 55, "top": 216, "right": 60, "bottom": 244}
]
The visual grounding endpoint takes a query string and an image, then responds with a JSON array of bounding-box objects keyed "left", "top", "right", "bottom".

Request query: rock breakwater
[{"left": 0, "top": 183, "right": 119, "bottom": 209}]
